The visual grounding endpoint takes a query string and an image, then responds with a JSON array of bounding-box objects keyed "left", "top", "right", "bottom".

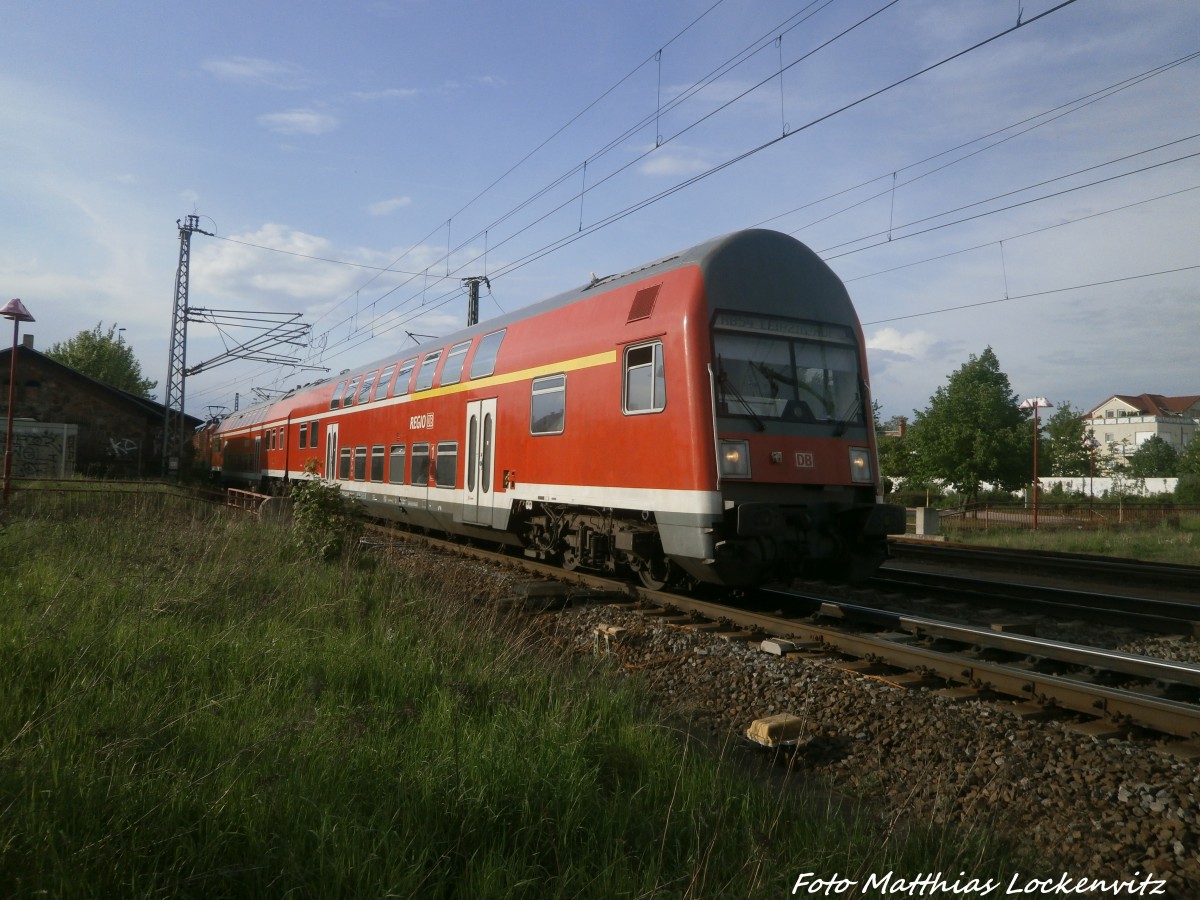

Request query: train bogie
[{"left": 212, "top": 229, "right": 904, "bottom": 587}]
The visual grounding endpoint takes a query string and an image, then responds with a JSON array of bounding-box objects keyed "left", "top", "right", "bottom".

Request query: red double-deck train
[{"left": 209, "top": 229, "right": 904, "bottom": 587}]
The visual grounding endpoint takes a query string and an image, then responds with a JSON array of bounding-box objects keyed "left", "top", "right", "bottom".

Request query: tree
[
  {"left": 1043, "top": 402, "right": 1091, "bottom": 476},
  {"left": 904, "top": 347, "right": 1029, "bottom": 502},
  {"left": 1178, "top": 436, "right": 1200, "bottom": 477},
  {"left": 1127, "top": 435, "right": 1178, "bottom": 477},
  {"left": 875, "top": 415, "right": 913, "bottom": 484},
  {"left": 45, "top": 322, "right": 157, "bottom": 399}
]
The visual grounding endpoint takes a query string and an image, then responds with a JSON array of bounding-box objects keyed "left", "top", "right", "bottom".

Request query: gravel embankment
[
  {"left": 546, "top": 602, "right": 1200, "bottom": 897},
  {"left": 387, "top": 543, "right": 1200, "bottom": 897}
]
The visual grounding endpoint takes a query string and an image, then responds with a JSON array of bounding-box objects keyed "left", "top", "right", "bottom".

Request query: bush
[
  {"left": 886, "top": 481, "right": 944, "bottom": 508},
  {"left": 1176, "top": 474, "right": 1200, "bottom": 505},
  {"left": 289, "top": 474, "right": 362, "bottom": 560}
]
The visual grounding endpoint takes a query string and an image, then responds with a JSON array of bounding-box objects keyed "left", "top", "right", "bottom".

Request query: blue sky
[{"left": 2, "top": 0, "right": 1197, "bottom": 422}]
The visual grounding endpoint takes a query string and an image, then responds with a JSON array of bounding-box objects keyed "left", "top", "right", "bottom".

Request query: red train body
[{"left": 212, "top": 229, "right": 904, "bottom": 586}]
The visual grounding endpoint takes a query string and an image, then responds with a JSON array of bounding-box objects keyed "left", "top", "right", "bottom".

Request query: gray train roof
[{"left": 229, "top": 229, "right": 852, "bottom": 419}]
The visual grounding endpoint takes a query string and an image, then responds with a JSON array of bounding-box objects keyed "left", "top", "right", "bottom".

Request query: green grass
[
  {"left": 1, "top": 497, "right": 1021, "bottom": 898},
  {"left": 940, "top": 516, "right": 1200, "bottom": 565}
]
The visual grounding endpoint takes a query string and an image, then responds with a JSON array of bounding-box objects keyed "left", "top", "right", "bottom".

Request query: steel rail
[
  {"left": 888, "top": 538, "right": 1200, "bottom": 595},
  {"left": 774, "top": 618, "right": 1200, "bottom": 739},
  {"left": 869, "top": 568, "right": 1200, "bottom": 636},
  {"left": 359, "top": 524, "right": 1200, "bottom": 738},
  {"left": 764, "top": 589, "right": 1200, "bottom": 688}
]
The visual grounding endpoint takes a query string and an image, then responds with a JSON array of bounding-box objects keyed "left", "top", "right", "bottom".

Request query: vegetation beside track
[
  {"left": 936, "top": 513, "right": 1200, "bottom": 566},
  {"left": 0, "top": 494, "right": 1022, "bottom": 898}
]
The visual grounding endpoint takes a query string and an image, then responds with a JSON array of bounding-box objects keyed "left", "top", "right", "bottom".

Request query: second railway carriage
[{"left": 214, "top": 229, "right": 905, "bottom": 587}]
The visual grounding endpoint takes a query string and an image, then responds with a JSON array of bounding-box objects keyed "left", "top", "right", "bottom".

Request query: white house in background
[{"left": 1085, "top": 393, "right": 1200, "bottom": 462}]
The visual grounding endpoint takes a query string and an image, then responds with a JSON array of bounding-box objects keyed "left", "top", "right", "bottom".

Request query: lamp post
[
  {"left": 1084, "top": 434, "right": 1100, "bottom": 502},
  {"left": 2, "top": 298, "right": 35, "bottom": 506},
  {"left": 1019, "top": 397, "right": 1053, "bottom": 530}
]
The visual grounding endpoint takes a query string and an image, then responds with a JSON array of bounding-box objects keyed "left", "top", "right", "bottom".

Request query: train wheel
[{"left": 634, "top": 558, "right": 671, "bottom": 591}]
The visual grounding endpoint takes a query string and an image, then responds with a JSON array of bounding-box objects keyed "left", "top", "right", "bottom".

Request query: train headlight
[
  {"left": 719, "top": 440, "right": 751, "bottom": 479},
  {"left": 849, "top": 447, "right": 873, "bottom": 483}
]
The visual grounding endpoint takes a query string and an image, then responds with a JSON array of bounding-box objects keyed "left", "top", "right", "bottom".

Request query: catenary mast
[{"left": 163, "top": 215, "right": 212, "bottom": 476}]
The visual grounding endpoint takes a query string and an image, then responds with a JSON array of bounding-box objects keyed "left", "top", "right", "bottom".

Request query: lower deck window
[
  {"left": 411, "top": 443, "right": 431, "bottom": 485},
  {"left": 370, "top": 446, "right": 385, "bottom": 482},
  {"left": 435, "top": 442, "right": 457, "bottom": 488},
  {"left": 338, "top": 447, "right": 352, "bottom": 480},
  {"left": 389, "top": 445, "right": 406, "bottom": 484},
  {"left": 354, "top": 446, "right": 367, "bottom": 481}
]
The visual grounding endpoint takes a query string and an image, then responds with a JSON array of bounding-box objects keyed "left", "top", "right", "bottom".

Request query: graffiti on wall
[
  {"left": 0, "top": 425, "right": 78, "bottom": 478},
  {"left": 108, "top": 437, "right": 138, "bottom": 458}
]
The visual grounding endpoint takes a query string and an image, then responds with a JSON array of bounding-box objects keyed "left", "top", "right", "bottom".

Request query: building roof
[
  {"left": 0, "top": 345, "right": 201, "bottom": 428},
  {"left": 1087, "top": 393, "right": 1200, "bottom": 418}
]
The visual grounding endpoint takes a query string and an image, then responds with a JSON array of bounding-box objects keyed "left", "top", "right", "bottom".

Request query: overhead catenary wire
[
  {"left": 861, "top": 264, "right": 1200, "bottom": 326},
  {"left": 192, "top": 0, "right": 1198, "bottom": 410},
  {"left": 843, "top": 183, "right": 1200, "bottom": 283}
]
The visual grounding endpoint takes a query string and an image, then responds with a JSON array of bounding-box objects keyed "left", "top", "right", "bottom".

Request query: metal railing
[{"left": 933, "top": 502, "right": 1199, "bottom": 532}]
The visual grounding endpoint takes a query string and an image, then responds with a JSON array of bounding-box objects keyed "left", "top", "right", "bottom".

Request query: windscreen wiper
[{"left": 716, "top": 357, "right": 765, "bottom": 432}]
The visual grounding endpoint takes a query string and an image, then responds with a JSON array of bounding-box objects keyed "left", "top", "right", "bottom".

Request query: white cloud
[
  {"left": 190, "top": 224, "right": 430, "bottom": 310},
  {"left": 350, "top": 87, "right": 420, "bottom": 102},
  {"left": 639, "top": 149, "right": 708, "bottom": 176},
  {"left": 257, "top": 108, "right": 339, "bottom": 136},
  {"left": 368, "top": 196, "right": 413, "bottom": 216},
  {"left": 866, "top": 326, "right": 935, "bottom": 359},
  {"left": 201, "top": 57, "right": 307, "bottom": 89}
]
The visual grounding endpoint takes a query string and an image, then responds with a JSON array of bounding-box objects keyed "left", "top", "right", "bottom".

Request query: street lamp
[
  {"left": 2, "top": 298, "right": 35, "bottom": 506},
  {"left": 1084, "top": 434, "right": 1100, "bottom": 502},
  {"left": 1019, "top": 397, "right": 1053, "bottom": 530}
]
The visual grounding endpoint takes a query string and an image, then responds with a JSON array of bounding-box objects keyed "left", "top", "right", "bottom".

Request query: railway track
[
  {"left": 760, "top": 588, "right": 1200, "bottom": 741},
  {"left": 887, "top": 537, "right": 1200, "bottom": 597},
  {"left": 868, "top": 567, "right": 1200, "bottom": 637},
  {"left": 362, "top": 522, "right": 1200, "bottom": 742},
  {"left": 351, "top": 521, "right": 1200, "bottom": 891}
]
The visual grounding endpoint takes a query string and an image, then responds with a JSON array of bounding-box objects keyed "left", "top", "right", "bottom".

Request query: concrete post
[{"left": 914, "top": 507, "right": 939, "bottom": 536}]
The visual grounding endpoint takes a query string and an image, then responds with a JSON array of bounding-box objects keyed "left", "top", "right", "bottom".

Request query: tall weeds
[{"left": 0, "top": 500, "right": 1017, "bottom": 898}]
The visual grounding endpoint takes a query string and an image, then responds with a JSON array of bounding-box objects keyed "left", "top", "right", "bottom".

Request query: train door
[
  {"left": 463, "top": 398, "right": 497, "bottom": 526},
  {"left": 325, "top": 423, "right": 339, "bottom": 479}
]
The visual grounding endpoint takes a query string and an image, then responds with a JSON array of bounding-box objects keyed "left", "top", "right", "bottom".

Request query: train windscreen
[{"left": 712, "top": 313, "right": 863, "bottom": 431}]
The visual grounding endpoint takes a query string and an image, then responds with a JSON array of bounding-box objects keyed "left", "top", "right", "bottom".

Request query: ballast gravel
[
  {"left": 384, "top": 543, "right": 1200, "bottom": 897},
  {"left": 546, "top": 602, "right": 1200, "bottom": 898}
]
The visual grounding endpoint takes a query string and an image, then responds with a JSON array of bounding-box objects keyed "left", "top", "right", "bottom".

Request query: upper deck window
[
  {"left": 356, "top": 370, "right": 378, "bottom": 405},
  {"left": 414, "top": 350, "right": 442, "bottom": 392},
  {"left": 330, "top": 380, "right": 346, "bottom": 410},
  {"left": 441, "top": 341, "right": 472, "bottom": 385},
  {"left": 469, "top": 329, "right": 505, "bottom": 379},
  {"left": 342, "top": 376, "right": 361, "bottom": 407},
  {"left": 712, "top": 314, "right": 863, "bottom": 431},
  {"left": 622, "top": 341, "right": 665, "bottom": 415},
  {"left": 372, "top": 364, "right": 396, "bottom": 401},
  {"left": 394, "top": 358, "right": 417, "bottom": 397},
  {"left": 531, "top": 374, "right": 566, "bottom": 434}
]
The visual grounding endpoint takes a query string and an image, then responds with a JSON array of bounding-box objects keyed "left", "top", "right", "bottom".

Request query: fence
[
  {"left": 3, "top": 479, "right": 226, "bottom": 521},
  {"left": 934, "top": 503, "right": 1200, "bottom": 533}
]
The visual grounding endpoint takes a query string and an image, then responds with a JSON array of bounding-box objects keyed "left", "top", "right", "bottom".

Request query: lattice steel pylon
[{"left": 163, "top": 215, "right": 212, "bottom": 476}]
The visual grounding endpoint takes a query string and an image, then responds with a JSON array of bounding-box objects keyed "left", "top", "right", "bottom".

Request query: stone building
[{"left": 0, "top": 342, "right": 200, "bottom": 477}]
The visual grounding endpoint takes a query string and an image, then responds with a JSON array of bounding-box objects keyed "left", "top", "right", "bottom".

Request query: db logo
[{"left": 795, "top": 451, "right": 815, "bottom": 468}]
